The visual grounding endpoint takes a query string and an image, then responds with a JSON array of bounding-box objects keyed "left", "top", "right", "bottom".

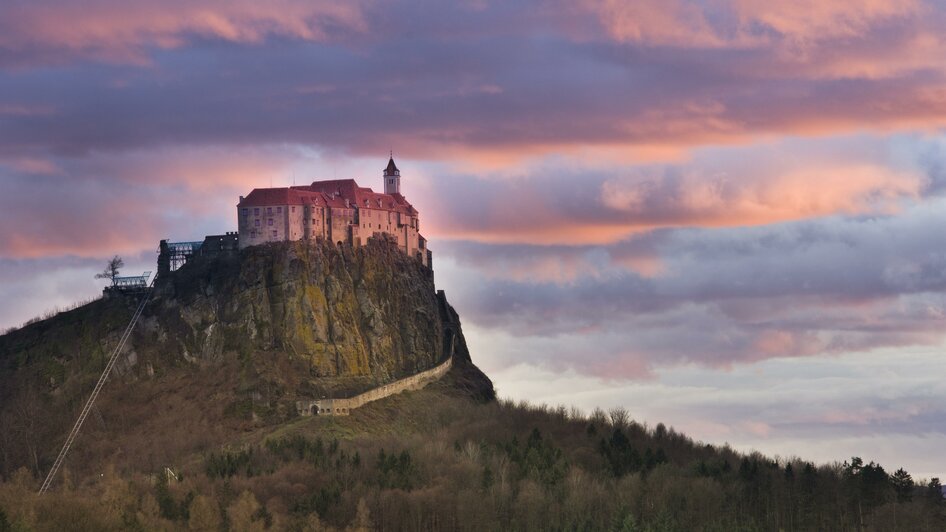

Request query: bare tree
[
  {"left": 95, "top": 256, "right": 124, "bottom": 286},
  {"left": 608, "top": 407, "right": 629, "bottom": 429}
]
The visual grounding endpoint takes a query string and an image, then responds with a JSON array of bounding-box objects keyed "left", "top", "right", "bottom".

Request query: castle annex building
[{"left": 237, "top": 157, "right": 431, "bottom": 267}]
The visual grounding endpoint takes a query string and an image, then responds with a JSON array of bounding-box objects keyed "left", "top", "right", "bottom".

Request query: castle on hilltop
[{"left": 236, "top": 157, "right": 431, "bottom": 267}]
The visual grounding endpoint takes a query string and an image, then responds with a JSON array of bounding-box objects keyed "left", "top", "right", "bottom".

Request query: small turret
[{"left": 384, "top": 155, "right": 400, "bottom": 195}]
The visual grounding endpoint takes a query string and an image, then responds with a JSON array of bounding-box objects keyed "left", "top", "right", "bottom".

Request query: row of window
[
  {"left": 242, "top": 206, "right": 407, "bottom": 222},
  {"left": 241, "top": 206, "right": 298, "bottom": 217}
]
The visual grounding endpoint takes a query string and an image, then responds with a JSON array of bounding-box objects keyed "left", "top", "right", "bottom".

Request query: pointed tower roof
[{"left": 385, "top": 156, "right": 399, "bottom": 175}]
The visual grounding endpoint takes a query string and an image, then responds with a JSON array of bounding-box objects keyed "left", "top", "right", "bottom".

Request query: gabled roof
[{"left": 239, "top": 178, "right": 417, "bottom": 215}]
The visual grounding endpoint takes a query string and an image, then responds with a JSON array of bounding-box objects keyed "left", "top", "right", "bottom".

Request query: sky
[{"left": 1, "top": 0, "right": 945, "bottom": 479}]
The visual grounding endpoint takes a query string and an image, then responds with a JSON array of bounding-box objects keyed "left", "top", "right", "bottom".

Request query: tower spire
[{"left": 384, "top": 153, "right": 400, "bottom": 195}]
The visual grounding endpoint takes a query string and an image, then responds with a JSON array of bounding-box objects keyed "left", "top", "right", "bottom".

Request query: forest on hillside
[{"left": 0, "top": 386, "right": 943, "bottom": 532}]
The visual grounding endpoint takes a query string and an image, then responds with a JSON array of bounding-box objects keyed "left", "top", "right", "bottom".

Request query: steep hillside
[{"left": 0, "top": 238, "right": 492, "bottom": 480}]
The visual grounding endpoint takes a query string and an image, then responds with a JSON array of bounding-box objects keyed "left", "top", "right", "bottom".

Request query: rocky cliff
[
  {"left": 148, "top": 237, "right": 457, "bottom": 392},
  {"left": 0, "top": 237, "right": 492, "bottom": 478}
]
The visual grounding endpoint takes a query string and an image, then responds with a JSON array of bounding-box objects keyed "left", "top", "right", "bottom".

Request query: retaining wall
[{"left": 296, "top": 355, "right": 453, "bottom": 416}]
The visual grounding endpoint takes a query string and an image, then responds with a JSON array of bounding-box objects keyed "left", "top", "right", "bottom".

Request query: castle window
[
  {"left": 291, "top": 206, "right": 295, "bottom": 213},
  {"left": 267, "top": 207, "right": 273, "bottom": 214},
  {"left": 268, "top": 219, "right": 273, "bottom": 226},
  {"left": 254, "top": 208, "right": 260, "bottom": 215},
  {"left": 242, "top": 208, "right": 248, "bottom": 216},
  {"left": 272, "top": 230, "right": 278, "bottom": 238},
  {"left": 277, "top": 206, "right": 282, "bottom": 213},
  {"left": 255, "top": 219, "right": 260, "bottom": 227}
]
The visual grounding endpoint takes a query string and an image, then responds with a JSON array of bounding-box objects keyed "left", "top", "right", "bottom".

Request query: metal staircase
[{"left": 38, "top": 279, "right": 155, "bottom": 494}]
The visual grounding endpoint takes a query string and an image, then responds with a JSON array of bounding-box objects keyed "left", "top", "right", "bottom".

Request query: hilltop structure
[{"left": 236, "top": 157, "right": 431, "bottom": 267}]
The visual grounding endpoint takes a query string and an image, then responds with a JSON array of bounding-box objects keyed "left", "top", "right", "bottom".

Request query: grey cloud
[{"left": 434, "top": 199, "right": 946, "bottom": 376}]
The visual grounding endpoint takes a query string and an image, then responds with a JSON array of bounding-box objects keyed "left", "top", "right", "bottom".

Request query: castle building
[{"left": 236, "top": 157, "right": 431, "bottom": 267}]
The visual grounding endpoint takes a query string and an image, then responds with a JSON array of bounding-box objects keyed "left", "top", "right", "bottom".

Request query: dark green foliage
[
  {"left": 481, "top": 465, "right": 494, "bottom": 492},
  {"left": 292, "top": 486, "right": 341, "bottom": 517},
  {"left": 154, "top": 479, "right": 194, "bottom": 521},
  {"left": 376, "top": 449, "right": 415, "bottom": 490},
  {"left": 501, "top": 428, "right": 568, "bottom": 487},
  {"left": 205, "top": 449, "right": 255, "bottom": 479},
  {"left": 927, "top": 478, "right": 943, "bottom": 506},
  {"left": 612, "top": 508, "right": 642, "bottom": 532},
  {"left": 266, "top": 434, "right": 343, "bottom": 469},
  {"left": 843, "top": 456, "right": 892, "bottom": 511},
  {"left": 0, "top": 508, "right": 10, "bottom": 532},
  {"left": 892, "top": 467, "right": 914, "bottom": 502},
  {"left": 599, "top": 427, "right": 668, "bottom": 477},
  {"left": 694, "top": 458, "right": 731, "bottom": 480}
]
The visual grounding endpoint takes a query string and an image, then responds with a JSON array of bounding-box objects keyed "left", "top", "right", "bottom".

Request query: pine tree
[{"left": 891, "top": 468, "right": 914, "bottom": 503}]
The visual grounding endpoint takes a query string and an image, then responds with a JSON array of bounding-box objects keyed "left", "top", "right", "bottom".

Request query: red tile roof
[{"left": 240, "top": 179, "right": 416, "bottom": 215}]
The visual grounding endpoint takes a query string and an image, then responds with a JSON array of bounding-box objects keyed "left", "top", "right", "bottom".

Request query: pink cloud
[
  {"left": 0, "top": 1, "right": 367, "bottom": 65},
  {"left": 731, "top": 0, "right": 922, "bottom": 43},
  {"left": 579, "top": 0, "right": 927, "bottom": 50},
  {"left": 423, "top": 159, "right": 923, "bottom": 247},
  {"left": 0, "top": 156, "right": 60, "bottom": 175}
]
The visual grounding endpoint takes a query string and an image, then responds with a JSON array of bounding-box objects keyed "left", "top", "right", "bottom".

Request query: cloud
[
  {"left": 0, "top": 1, "right": 367, "bottom": 66},
  {"left": 1, "top": 2, "right": 945, "bottom": 160},
  {"left": 434, "top": 196, "right": 946, "bottom": 377},
  {"left": 580, "top": 0, "right": 928, "bottom": 52},
  {"left": 419, "top": 136, "right": 926, "bottom": 245},
  {"left": 0, "top": 145, "right": 309, "bottom": 258}
]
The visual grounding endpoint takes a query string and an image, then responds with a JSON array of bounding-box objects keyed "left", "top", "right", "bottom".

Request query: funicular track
[{"left": 38, "top": 279, "right": 156, "bottom": 494}]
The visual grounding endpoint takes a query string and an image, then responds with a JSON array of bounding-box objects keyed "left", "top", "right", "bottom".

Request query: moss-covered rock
[{"left": 145, "top": 237, "right": 444, "bottom": 384}]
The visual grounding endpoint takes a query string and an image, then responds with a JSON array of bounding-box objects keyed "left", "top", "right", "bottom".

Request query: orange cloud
[
  {"left": 576, "top": 0, "right": 729, "bottom": 48},
  {"left": 731, "top": 0, "right": 922, "bottom": 43},
  {"left": 423, "top": 160, "right": 924, "bottom": 247},
  {"left": 0, "top": 1, "right": 367, "bottom": 64},
  {"left": 580, "top": 0, "right": 926, "bottom": 48},
  {"left": 601, "top": 164, "right": 921, "bottom": 227}
]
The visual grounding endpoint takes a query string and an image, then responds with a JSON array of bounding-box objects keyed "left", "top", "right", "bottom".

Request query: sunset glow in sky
[{"left": 1, "top": 0, "right": 945, "bottom": 478}]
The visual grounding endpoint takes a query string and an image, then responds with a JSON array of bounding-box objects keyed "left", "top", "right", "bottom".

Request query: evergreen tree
[{"left": 891, "top": 468, "right": 914, "bottom": 502}]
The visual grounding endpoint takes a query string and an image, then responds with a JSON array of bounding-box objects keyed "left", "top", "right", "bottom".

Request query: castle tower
[{"left": 384, "top": 155, "right": 400, "bottom": 195}]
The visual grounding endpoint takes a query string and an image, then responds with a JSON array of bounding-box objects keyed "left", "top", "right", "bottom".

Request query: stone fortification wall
[{"left": 296, "top": 355, "right": 453, "bottom": 416}]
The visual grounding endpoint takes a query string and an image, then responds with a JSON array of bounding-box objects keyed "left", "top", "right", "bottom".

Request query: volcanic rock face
[
  {"left": 149, "top": 237, "right": 447, "bottom": 385},
  {"left": 0, "top": 237, "right": 493, "bottom": 478}
]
